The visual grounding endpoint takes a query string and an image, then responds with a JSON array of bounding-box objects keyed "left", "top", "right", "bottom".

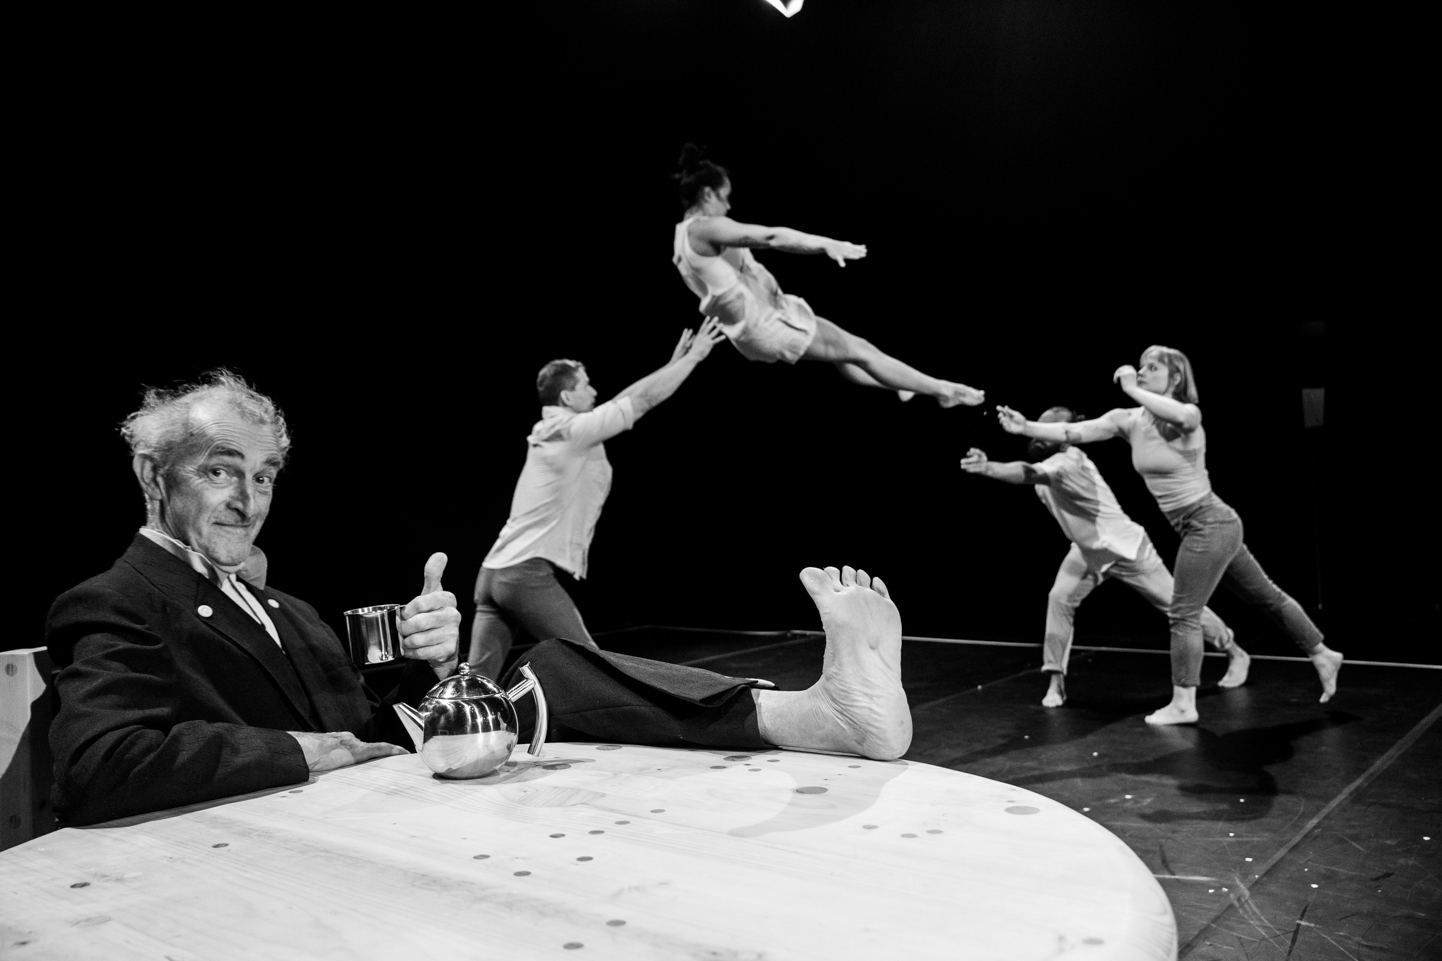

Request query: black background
[{"left": 26, "top": 3, "right": 1431, "bottom": 662}]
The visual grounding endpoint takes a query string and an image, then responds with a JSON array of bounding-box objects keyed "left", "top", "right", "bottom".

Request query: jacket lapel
[{"left": 124, "top": 535, "right": 320, "bottom": 728}]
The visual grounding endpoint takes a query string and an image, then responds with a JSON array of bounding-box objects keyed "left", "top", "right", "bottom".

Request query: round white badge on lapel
[
  {"left": 268, "top": 599, "right": 280, "bottom": 608},
  {"left": 197, "top": 605, "right": 214, "bottom": 618}
]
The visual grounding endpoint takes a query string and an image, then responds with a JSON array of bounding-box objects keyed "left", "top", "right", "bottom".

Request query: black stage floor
[{"left": 586, "top": 628, "right": 1442, "bottom": 960}]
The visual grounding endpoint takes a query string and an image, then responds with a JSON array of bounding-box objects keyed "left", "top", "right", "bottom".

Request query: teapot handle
[{"left": 505, "top": 664, "right": 548, "bottom": 758}]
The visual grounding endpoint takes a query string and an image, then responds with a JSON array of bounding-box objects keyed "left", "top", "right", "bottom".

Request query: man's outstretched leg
[
  {"left": 504, "top": 564, "right": 912, "bottom": 762},
  {"left": 753, "top": 565, "right": 912, "bottom": 760}
]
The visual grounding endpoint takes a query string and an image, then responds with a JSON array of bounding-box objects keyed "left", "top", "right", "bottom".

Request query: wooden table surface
[{"left": 1, "top": 743, "right": 1175, "bottom": 960}]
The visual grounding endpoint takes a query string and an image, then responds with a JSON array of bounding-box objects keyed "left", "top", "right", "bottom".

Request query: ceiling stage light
[{"left": 762, "top": 0, "right": 805, "bottom": 17}]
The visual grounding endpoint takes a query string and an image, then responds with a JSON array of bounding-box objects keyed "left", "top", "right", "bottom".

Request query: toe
[
  {"left": 855, "top": 569, "right": 871, "bottom": 589},
  {"left": 823, "top": 566, "right": 842, "bottom": 587},
  {"left": 841, "top": 566, "right": 857, "bottom": 586},
  {"left": 799, "top": 567, "right": 834, "bottom": 596},
  {"left": 871, "top": 575, "right": 890, "bottom": 599}
]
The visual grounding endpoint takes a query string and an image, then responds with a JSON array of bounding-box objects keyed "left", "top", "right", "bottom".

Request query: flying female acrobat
[{"left": 671, "top": 145, "right": 984, "bottom": 407}]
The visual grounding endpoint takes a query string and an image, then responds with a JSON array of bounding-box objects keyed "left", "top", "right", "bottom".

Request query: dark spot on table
[
  {"left": 550, "top": 834, "right": 565, "bottom": 838},
  {"left": 514, "top": 871, "right": 531, "bottom": 877},
  {"left": 577, "top": 856, "right": 593, "bottom": 862},
  {"left": 596, "top": 745, "right": 621, "bottom": 751},
  {"left": 212, "top": 843, "right": 229, "bottom": 848},
  {"left": 1083, "top": 937, "right": 1104, "bottom": 945},
  {"left": 863, "top": 825, "right": 878, "bottom": 830},
  {"left": 901, "top": 833, "right": 917, "bottom": 838},
  {"left": 70, "top": 882, "right": 90, "bottom": 888},
  {"left": 709, "top": 765, "right": 727, "bottom": 769},
  {"left": 795, "top": 786, "right": 828, "bottom": 795},
  {"left": 766, "top": 759, "right": 780, "bottom": 763},
  {"left": 563, "top": 943, "right": 583, "bottom": 950},
  {"left": 1005, "top": 805, "right": 1040, "bottom": 815},
  {"left": 650, "top": 809, "right": 665, "bottom": 813},
  {"left": 849, "top": 765, "right": 861, "bottom": 769},
  {"left": 927, "top": 830, "right": 943, "bottom": 835},
  {"left": 542, "top": 763, "right": 572, "bottom": 771},
  {"left": 473, "top": 854, "right": 490, "bottom": 860},
  {"left": 588, "top": 830, "right": 604, "bottom": 835},
  {"left": 614, "top": 820, "right": 630, "bottom": 825},
  {"left": 606, "top": 920, "right": 626, "bottom": 927}
]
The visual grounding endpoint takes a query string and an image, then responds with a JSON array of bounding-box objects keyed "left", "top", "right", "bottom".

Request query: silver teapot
[{"left": 394, "top": 662, "right": 549, "bottom": 779}]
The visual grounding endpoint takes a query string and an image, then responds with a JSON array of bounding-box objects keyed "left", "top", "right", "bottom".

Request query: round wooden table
[{"left": 1, "top": 743, "right": 1175, "bottom": 960}]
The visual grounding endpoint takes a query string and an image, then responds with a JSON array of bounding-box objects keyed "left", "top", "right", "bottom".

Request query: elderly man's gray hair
[{"left": 121, "top": 369, "right": 292, "bottom": 472}]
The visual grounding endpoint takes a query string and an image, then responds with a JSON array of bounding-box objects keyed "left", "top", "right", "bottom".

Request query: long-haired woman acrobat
[
  {"left": 997, "top": 346, "right": 1342, "bottom": 725},
  {"left": 671, "top": 145, "right": 984, "bottom": 407}
]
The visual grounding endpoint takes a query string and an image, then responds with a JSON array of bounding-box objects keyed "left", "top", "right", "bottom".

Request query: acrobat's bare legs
[
  {"left": 805, "top": 317, "right": 983, "bottom": 407},
  {"left": 754, "top": 566, "right": 912, "bottom": 760},
  {"left": 837, "top": 363, "right": 915, "bottom": 401},
  {"left": 1145, "top": 684, "right": 1199, "bottom": 726},
  {"left": 1042, "top": 671, "right": 1066, "bottom": 708}
]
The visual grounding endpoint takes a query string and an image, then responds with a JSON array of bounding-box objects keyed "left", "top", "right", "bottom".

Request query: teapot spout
[{"left": 393, "top": 702, "right": 426, "bottom": 753}]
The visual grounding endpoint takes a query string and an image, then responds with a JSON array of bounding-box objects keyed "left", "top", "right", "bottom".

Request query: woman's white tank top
[{"left": 673, "top": 216, "right": 741, "bottom": 310}]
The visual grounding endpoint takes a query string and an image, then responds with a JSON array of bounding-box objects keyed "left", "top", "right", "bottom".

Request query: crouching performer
[{"left": 46, "top": 370, "right": 912, "bottom": 826}]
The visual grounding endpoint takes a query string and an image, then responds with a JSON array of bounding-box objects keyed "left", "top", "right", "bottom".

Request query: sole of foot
[
  {"left": 787, "top": 565, "right": 911, "bottom": 760},
  {"left": 937, "top": 383, "right": 986, "bottom": 408},
  {"left": 1217, "top": 647, "right": 1251, "bottom": 689},
  {"left": 1144, "top": 704, "right": 1199, "bottom": 726},
  {"left": 1313, "top": 649, "right": 1343, "bottom": 703}
]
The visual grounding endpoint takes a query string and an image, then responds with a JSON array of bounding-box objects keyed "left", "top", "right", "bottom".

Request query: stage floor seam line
[
  {"left": 1176, "top": 698, "right": 1442, "bottom": 959},
  {"left": 598, "top": 626, "right": 1442, "bottom": 670},
  {"left": 678, "top": 636, "right": 815, "bottom": 668},
  {"left": 907, "top": 657, "right": 1091, "bottom": 714}
]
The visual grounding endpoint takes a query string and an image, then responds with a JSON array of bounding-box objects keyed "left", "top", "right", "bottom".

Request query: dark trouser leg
[
  {"left": 503, "top": 639, "right": 769, "bottom": 750},
  {"left": 472, "top": 559, "right": 599, "bottom": 679},
  {"left": 1168, "top": 500, "right": 1244, "bottom": 687},
  {"left": 469, "top": 567, "right": 516, "bottom": 680},
  {"left": 1219, "top": 543, "right": 1325, "bottom": 655}
]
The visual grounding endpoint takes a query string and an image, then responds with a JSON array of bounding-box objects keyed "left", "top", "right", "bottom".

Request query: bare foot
[
  {"left": 936, "top": 382, "right": 985, "bottom": 408},
  {"left": 755, "top": 566, "right": 911, "bottom": 760},
  {"left": 1217, "top": 644, "right": 1250, "bottom": 689},
  {"left": 1042, "top": 673, "right": 1066, "bottom": 708},
  {"left": 1312, "top": 647, "right": 1343, "bottom": 703},
  {"left": 1145, "top": 703, "right": 1199, "bottom": 726},
  {"left": 897, "top": 390, "right": 916, "bottom": 402},
  {"left": 1145, "top": 685, "right": 1198, "bottom": 726}
]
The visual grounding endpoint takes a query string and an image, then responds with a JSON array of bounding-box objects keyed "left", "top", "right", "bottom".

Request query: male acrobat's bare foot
[
  {"left": 754, "top": 566, "right": 911, "bottom": 760},
  {"left": 1217, "top": 642, "right": 1251, "bottom": 689},
  {"left": 1311, "top": 646, "right": 1343, "bottom": 703},
  {"left": 937, "top": 382, "right": 986, "bottom": 408},
  {"left": 1042, "top": 672, "right": 1066, "bottom": 708}
]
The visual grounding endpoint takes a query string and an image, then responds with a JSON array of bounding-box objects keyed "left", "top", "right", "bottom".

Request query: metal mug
[{"left": 344, "top": 604, "right": 403, "bottom": 666}]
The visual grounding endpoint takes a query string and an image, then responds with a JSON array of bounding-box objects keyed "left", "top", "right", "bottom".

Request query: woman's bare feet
[
  {"left": 937, "top": 382, "right": 986, "bottom": 408},
  {"left": 754, "top": 566, "right": 911, "bottom": 760},
  {"left": 1145, "top": 684, "right": 1199, "bottom": 726},
  {"left": 1311, "top": 646, "right": 1343, "bottom": 703},
  {"left": 1042, "top": 672, "right": 1066, "bottom": 708}
]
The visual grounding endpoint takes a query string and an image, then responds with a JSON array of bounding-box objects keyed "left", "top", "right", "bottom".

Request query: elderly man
[
  {"left": 961, "top": 405, "right": 1250, "bottom": 707},
  {"left": 47, "top": 370, "right": 913, "bottom": 826},
  {"left": 470, "top": 318, "right": 724, "bottom": 679}
]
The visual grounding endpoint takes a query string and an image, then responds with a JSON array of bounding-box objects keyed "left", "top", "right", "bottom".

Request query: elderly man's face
[{"left": 158, "top": 404, "right": 283, "bottom": 570}]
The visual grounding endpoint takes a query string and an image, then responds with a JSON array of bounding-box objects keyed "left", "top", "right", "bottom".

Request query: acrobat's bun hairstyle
[{"left": 675, "top": 143, "right": 730, "bottom": 210}]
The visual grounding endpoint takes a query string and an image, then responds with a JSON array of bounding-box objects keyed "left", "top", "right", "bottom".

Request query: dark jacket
[{"left": 45, "top": 534, "right": 435, "bottom": 826}]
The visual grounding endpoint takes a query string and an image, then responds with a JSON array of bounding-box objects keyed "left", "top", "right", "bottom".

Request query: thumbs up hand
[{"left": 398, "top": 552, "right": 460, "bottom": 676}]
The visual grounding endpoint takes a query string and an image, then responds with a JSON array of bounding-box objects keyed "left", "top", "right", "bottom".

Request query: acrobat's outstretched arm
[
  {"left": 690, "top": 216, "right": 866, "bottom": 267},
  {"left": 960, "top": 448, "right": 1049, "bottom": 485}
]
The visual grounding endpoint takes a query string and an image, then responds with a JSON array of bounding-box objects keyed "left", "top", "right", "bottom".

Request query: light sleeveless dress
[{"left": 672, "top": 216, "right": 819, "bottom": 364}]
